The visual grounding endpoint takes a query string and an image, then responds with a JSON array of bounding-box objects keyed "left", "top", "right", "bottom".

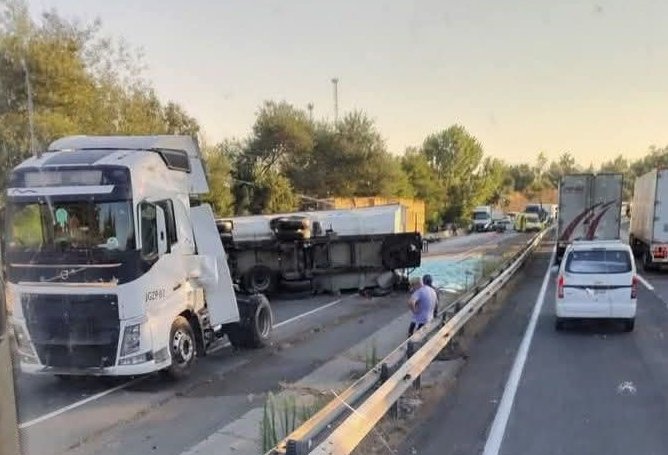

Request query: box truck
[
  {"left": 629, "top": 169, "right": 668, "bottom": 270},
  {"left": 556, "top": 173, "right": 623, "bottom": 261}
]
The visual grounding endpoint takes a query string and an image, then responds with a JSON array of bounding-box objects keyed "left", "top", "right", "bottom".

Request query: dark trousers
[{"left": 408, "top": 321, "right": 425, "bottom": 337}]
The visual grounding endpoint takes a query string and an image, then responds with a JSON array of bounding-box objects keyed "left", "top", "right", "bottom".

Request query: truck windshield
[
  {"left": 473, "top": 212, "right": 490, "bottom": 220},
  {"left": 6, "top": 201, "right": 135, "bottom": 252}
]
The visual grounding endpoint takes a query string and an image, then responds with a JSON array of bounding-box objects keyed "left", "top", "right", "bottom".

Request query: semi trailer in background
[
  {"left": 630, "top": 169, "right": 668, "bottom": 270},
  {"left": 556, "top": 173, "right": 623, "bottom": 261},
  {"left": 217, "top": 205, "right": 423, "bottom": 295}
]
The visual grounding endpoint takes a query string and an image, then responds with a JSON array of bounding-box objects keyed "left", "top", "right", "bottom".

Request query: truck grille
[{"left": 21, "top": 294, "right": 119, "bottom": 368}]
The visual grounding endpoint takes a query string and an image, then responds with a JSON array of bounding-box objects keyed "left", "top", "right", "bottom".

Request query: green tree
[
  {"left": 402, "top": 148, "right": 443, "bottom": 229},
  {"left": 202, "top": 142, "right": 234, "bottom": 216},
  {"left": 420, "top": 125, "right": 484, "bottom": 223},
  {"left": 507, "top": 164, "right": 535, "bottom": 192},
  {"left": 0, "top": 1, "right": 201, "bottom": 190},
  {"left": 247, "top": 100, "right": 313, "bottom": 177},
  {"left": 291, "top": 111, "right": 411, "bottom": 198}
]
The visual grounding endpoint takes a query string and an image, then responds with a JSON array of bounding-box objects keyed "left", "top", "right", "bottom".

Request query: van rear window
[{"left": 565, "top": 249, "right": 632, "bottom": 274}]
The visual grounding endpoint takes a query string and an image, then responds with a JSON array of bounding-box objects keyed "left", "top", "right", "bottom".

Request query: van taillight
[
  {"left": 557, "top": 275, "right": 564, "bottom": 299},
  {"left": 631, "top": 276, "right": 638, "bottom": 299}
]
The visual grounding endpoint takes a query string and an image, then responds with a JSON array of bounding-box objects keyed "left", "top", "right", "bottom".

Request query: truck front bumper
[{"left": 19, "top": 355, "right": 171, "bottom": 377}]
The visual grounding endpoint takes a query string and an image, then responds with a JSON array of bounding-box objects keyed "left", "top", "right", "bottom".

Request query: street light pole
[
  {"left": 331, "top": 78, "right": 339, "bottom": 122},
  {"left": 307, "top": 103, "right": 314, "bottom": 123}
]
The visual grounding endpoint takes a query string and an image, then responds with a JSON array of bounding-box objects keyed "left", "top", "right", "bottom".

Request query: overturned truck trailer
[{"left": 217, "top": 205, "right": 422, "bottom": 295}]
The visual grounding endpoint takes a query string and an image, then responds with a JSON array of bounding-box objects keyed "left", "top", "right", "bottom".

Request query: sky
[{"left": 28, "top": 0, "right": 668, "bottom": 166}]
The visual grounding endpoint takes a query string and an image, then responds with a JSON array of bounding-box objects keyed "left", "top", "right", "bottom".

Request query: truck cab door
[{"left": 190, "top": 204, "right": 240, "bottom": 325}]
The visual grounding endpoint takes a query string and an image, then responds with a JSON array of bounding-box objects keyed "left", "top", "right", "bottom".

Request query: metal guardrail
[{"left": 268, "top": 228, "right": 551, "bottom": 455}]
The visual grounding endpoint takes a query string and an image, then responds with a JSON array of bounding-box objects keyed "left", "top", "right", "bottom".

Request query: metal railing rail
[{"left": 269, "top": 228, "right": 550, "bottom": 455}]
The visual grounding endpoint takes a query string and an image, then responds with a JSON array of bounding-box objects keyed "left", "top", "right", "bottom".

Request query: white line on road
[
  {"left": 636, "top": 274, "right": 655, "bottom": 291},
  {"left": 274, "top": 298, "right": 343, "bottom": 328},
  {"left": 19, "top": 377, "right": 143, "bottom": 429},
  {"left": 482, "top": 246, "right": 556, "bottom": 455},
  {"left": 19, "top": 297, "right": 345, "bottom": 429}
]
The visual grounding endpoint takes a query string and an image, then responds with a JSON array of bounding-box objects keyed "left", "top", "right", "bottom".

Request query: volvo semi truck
[{"left": 4, "top": 136, "right": 273, "bottom": 379}]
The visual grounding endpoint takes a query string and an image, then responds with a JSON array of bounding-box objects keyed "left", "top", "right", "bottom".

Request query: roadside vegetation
[{"left": 1, "top": 0, "right": 664, "bottom": 228}]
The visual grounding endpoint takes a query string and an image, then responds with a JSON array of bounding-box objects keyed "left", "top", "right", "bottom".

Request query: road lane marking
[
  {"left": 19, "top": 297, "right": 345, "bottom": 428},
  {"left": 274, "top": 298, "right": 343, "bottom": 329},
  {"left": 636, "top": 274, "right": 655, "bottom": 291},
  {"left": 482, "top": 245, "right": 556, "bottom": 455},
  {"left": 19, "top": 377, "right": 143, "bottom": 429}
]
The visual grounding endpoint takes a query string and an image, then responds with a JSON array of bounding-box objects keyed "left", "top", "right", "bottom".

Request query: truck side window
[
  {"left": 140, "top": 202, "right": 158, "bottom": 259},
  {"left": 156, "top": 200, "right": 177, "bottom": 249}
]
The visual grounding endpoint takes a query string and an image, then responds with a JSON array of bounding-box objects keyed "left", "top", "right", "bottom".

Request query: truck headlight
[{"left": 121, "top": 324, "right": 141, "bottom": 356}]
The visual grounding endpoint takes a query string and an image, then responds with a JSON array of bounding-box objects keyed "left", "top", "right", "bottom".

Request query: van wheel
[
  {"left": 162, "top": 316, "right": 196, "bottom": 380},
  {"left": 555, "top": 317, "right": 565, "bottom": 331},
  {"left": 228, "top": 294, "right": 273, "bottom": 349},
  {"left": 623, "top": 318, "right": 635, "bottom": 332}
]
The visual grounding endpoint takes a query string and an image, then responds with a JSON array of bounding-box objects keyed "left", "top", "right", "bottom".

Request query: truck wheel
[
  {"left": 642, "top": 250, "right": 655, "bottom": 272},
  {"left": 228, "top": 294, "right": 273, "bottom": 349},
  {"left": 162, "top": 316, "right": 196, "bottom": 380},
  {"left": 243, "top": 265, "right": 276, "bottom": 294}
]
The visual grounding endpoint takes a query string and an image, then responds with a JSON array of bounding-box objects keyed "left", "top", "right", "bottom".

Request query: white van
[{"left": 555, "top": 240, "right": 637, "bottom": 332}]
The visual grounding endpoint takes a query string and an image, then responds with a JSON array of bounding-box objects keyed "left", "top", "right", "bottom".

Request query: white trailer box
[
  {"left": 630, "top": 169, "right": 668, "bottom": 269},
  {"left": 557, "top": 173, "right": 623, "bottom": 260},
  {"left": 223, "top": 204, "right": 407, "bottom": 241}
]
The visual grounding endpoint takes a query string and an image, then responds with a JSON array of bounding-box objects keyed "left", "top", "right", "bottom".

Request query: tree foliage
[{"left": 0, "top": 0, "right": 200, "bottom": 189}]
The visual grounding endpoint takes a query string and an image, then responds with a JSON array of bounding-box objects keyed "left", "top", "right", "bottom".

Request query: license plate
[{"left": 594, "top": 289, "right": 606, "bottom": 295}]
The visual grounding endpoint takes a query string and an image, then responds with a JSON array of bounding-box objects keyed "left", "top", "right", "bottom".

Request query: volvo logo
[{"left": 60, "top": 269, "right": 70, "bottom": 281}]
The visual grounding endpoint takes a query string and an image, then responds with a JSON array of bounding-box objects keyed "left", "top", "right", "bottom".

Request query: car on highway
[
  {"left": 514, "top": 212, "right": 542, "bottom": 232},
  {"left": 555, "top": 240, "right": 637, "bottom": 332}
]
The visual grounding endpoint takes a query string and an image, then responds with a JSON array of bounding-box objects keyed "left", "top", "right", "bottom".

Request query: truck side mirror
[{"left": 156, "top": 206, "right": 168, "bottom": 256}]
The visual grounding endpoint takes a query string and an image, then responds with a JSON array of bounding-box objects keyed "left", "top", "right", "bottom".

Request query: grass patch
[{"left": 260, "top": 392, "right": 329, "bottom": 452}]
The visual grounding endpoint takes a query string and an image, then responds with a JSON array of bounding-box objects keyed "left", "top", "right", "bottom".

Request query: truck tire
[
  {"left": 228, "top": 294, "right": 273, "bottom": 349},
  {"left": 243, "top": 265, "right": 276, "bottom": 294},
  {"left": 642, "top": 249, "right": 656, "bottom": 272},
  {"left": 162, "top": 316, "right": 196, "bottom": 380}
]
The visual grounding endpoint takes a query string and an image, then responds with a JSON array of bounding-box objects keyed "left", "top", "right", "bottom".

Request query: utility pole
[
  {"left": 307, "top": 103, "right": 314, "bottom": 123},
  {"left": 331, "top": 78, "right": 339, "bottom": 123}
]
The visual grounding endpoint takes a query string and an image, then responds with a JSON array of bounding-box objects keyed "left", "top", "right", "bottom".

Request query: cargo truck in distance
[
  {"left": 629, "top": 169, "right": 668, "bottom": 270},
  {"left": 556, "top": 173, "right": 623, "bottom": 262},
  {"left": 4, "top": 136, "right": 273, "bottom": 379}
]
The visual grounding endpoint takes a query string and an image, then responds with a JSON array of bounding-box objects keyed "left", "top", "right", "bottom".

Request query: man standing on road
[{"left": 407, "top": 276, "right": 438, "bottom": 337}]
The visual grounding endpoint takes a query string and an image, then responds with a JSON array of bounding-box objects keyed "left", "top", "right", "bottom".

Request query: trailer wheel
[
  {"left": 243, "top": 265, "right": 276, "bottom": 294},
  {"left": 642, "top": 249, "right": 656, "bottom": 272},
  {"left": 162, "top": 316, "right": 196, "bottom": 380},
  {"left": 228, "top": 294, "right": 273, "bottom": 349}
]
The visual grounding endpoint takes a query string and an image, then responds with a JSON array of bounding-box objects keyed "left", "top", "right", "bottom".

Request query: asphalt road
[
  {"left": 14, "top": 232, "right": 527, "bottom": 455},
  {"left": 403, "top": 236, "right": 668, "bottom": 455}
]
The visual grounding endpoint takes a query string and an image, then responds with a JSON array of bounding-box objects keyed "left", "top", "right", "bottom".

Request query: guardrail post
[
  {"left": 381, "top": 363, "right": 400, "bottom": 418},
  {"left": 286, "top": 439, "right": 308, "bottom": 455},
  {"left": 406, "top": 341, "right": 421, "bottom": 390}
]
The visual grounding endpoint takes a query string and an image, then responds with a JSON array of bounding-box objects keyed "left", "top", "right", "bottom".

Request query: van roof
[{"left": 568, "top": 240, "right": 630, "bottom": 251}]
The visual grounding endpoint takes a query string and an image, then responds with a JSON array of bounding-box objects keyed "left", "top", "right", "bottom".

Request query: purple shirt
[{"left": 410, "top": 285, "right": 437, "bottom": 324}]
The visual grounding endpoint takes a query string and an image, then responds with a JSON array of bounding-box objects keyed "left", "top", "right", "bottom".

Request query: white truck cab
[{"left": 4, "top": 136, "right": 272, "bottom": 378}]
